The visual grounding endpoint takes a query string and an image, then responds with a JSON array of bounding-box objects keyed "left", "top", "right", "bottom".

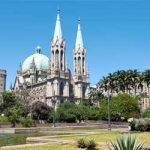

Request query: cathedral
[{"left": 13, "top": 10, "right": 90, "bottom": 106}]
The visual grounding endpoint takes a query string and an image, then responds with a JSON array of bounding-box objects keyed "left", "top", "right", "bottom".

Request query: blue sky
[{"left": 0, "top": 0, "right": 150, "bottom": 89}]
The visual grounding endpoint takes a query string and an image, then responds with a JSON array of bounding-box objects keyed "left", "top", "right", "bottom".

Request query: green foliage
[
  {"left": 135, "top": 119, "right": 146, "bottom": 131},
  {"left": 99, "top": 94, "right": 140, "bottom": 121},
  {"left": 111, "top": 94, "right": 139, "bottom": 121},
  {"left": 77, "top": 138, "right": 87, "bottom": 148},
  {"left": 76, "top": 104, "right": 88, "bottom": 122},
  {"left": 77, "top": 138, "right": 97, "bottom": 150},
  {"left": 87, "top": 107, "right": 100, "bottom": 120},
  {"left": 98, "top": 69, "right": 149, "bottom": 95},
  {"left": 0, "top": 116, "right": 9, "bottom": 123},
  {"left": 0, "top": 91, "right": 30, "bottom": 127},
  {"left": 56, "top": 101, "right": 77, "bottom": 123},
  {"left": 1, "top": 92, "right": 20, "bottom": 112},
  {"left": 109, "top": 135, "right": 144, "bottom": 150},
  {"left": 86, "top": 139, "right": 97, "bottom": 150},
  {"left": 6, "top": 107, "right": 22, "bottom": 127},
  {"left": 32, "top": 101, "right": 52, "bottom": 121},
  {"left": 20, "top": 117, "right": 36, "bottom": 128},
  {"left": 99, "top": 99, "right": 108, "bottom": 120},
  {"left": 128, "top": 118, "right": 150, "bottom": 131},
  {"left": 128, "top": 118, "right": 137, "bottom": 131},
  {"left": 56, "top": 101, "right": 101, "bottom": 123},
  {"left": 143, "top": 107, "right": 150, "bottom": 118},
  {"left": 144, "top": 118, "right": 150, "bottom": 131}
]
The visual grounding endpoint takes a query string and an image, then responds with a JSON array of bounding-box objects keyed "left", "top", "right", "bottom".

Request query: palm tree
[
  {"left": 143, "top": 69, "right": 150, "bottom": 92},
  {"left": 128, "top": 69, "right": 140, "bottom": 96},
  {"left": 138, "top": 73, "right": 144, "bottom": 93}
]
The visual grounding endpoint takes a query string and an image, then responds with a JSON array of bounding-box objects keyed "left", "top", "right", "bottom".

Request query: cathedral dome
[{"left": 22, "top": 46, "right": 49, "bottom": 72}]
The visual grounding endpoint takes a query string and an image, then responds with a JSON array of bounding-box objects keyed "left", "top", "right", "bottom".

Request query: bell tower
[
  {"left": 51, "top": 9, "right": 66, "bottom": 71},
  {"left": 46, "top": 9, "right": 70, "bottom": 104},
  {"left": 73, "top": 19, "right": 90, "bottom": 99}
]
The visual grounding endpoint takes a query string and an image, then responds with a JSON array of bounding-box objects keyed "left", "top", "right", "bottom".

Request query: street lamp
[
  {"left": 140, "top": 99, "right": 143, "bottom": 119},
  {"left": 104, "top": 90, "right": 111, "bottom": 130}
]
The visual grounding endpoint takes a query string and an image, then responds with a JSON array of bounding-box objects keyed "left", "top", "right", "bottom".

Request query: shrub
[
  {"left": 0, "top": 116, "right": 9, "bottom": 123},
  {"left": 128, "top": 118, "right": 150, "bottom": 132},
  {"left": 135, "top": 119, "right": 146, "bottom": 132},
  {"left": 143, "top": 107, "right": 150, "bottom": 118},
  {"left": 77, "top": 138, "right": 87, "bottom": 148},
  {"left": 86, "top": 139, "right": 97, "bottom": 150},
  {"left": 144, "top": 118, "right": 150, "bottom": 131},
  {"left": 77, "top": 138, "right": 97, "bottom": 150},
  {"left": 6, "top": 107, "right": 22, "bottom": 127},
  {"left": 56, "top": 101, "right": 77, "bottom": 123},
  {"left": 20, "top": 117, "right": 36, "bottom": 128},
  {"left": 128, "top": 118, "right": 137, "bottom": 131},
  {"left": 109, "top": 135, "right": 145, "bottom": 150}
]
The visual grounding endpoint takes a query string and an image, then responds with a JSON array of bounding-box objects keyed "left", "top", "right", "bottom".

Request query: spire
[
  {"left": 53, "top": 8, "right": 63, "bottom": 42},
  {"left": 75, "top": 18, "right": 84, "bottom": 49},
  {"left": 30, "top": 58, "right": 35, "bottom": 69}
]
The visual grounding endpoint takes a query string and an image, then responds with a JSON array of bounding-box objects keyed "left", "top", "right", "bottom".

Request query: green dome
[{"left": 22, "top": 47, "right": 49, "bottom": 72}]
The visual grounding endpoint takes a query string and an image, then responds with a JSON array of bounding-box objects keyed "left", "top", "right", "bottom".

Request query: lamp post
[
  {"left": 104, "top": 90, "right": 111, "bottom": 130},
  {"left": 140, "top": 98, "right": 143, "bottom": 119},
  {"left": 107, "top": 94, "right": 111, "bottom": 130}
]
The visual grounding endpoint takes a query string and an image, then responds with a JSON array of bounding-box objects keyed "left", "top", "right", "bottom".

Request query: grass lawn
[
  {"left": 54, "top": 131, "right": 150, "bottom": 146},
  {"left": 1, "top": 129, "right": 150, "bottom": 150},
  {"left": 52, "top": 130, "right": 120, "bottom": 142},
  {"left": 1, "top": 144, "right": 107, "bottom": 150}
]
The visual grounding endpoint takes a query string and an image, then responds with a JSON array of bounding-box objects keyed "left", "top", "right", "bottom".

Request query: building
[
  {"left": 13, "top": 10, "right": 90, "bottom": 107},
  {"left": 96, "top": 80, "right": 150, "bottom": 110},
  {"left": 0, "top": 69, "right": 6, "bottom": 103}
]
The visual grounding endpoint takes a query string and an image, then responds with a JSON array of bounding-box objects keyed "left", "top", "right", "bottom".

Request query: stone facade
[
  {"left": 0, "top": 69, "right": 6, "bottom": 103},
  {"left": 13, "top": 10, "right": 90, "bottom": 107},
  {"left": 97, "top": 82, "right": 150, "bottom": 110}
]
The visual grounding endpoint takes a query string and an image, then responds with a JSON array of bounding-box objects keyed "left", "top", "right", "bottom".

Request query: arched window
[
  {"left": 82, "top": 57, "right": 85, "bottom": 74},
  {"left": 60, "top": 82, "right": 64, "bottom": 96},
  {"left": 55, "top": 50, "right": 59, "bottom": 61},
  {"left": 61, "top": 51, "right": 63, "bottom": 70},
  {"left": 78, "top": 57, "right": 81, "bottom": 73},
  {"left": 61, "top": 51, "right": 63, "bottom": 61},
  {"left": 55, "top": 50, "right": 59, "bottom": 68},
  {"left": 74, "top": 57, "right": 77, "bottom": 73}
]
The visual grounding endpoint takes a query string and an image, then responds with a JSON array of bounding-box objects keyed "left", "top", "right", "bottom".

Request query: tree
[
  {"left": 56, "top": 101, "right": 77, "bottom": 123},
  {"left": 143, "top": 69, "right": 150, "bottom": 92},
  {"left": 76, "top": 104, "right": 88, "bottom": 122},
  {"left": 111, "top": 94, "right": 140, "bottom": 120},
  {"left": 6, "top": 107, "right": 23, "bottom": 127},
  {"left": 32, "top": 101, "right": 52, "bottom": 122},
  {"left": 0, "top": 91, "right": 30, "bottom": 126},
  {"left": 88, "top": 89, "right": 104, "bottom": 106},
  {"left": 99, "top": 94, "right": 140, "bottom": 121},
  {"left": 97, "top": 69, "right": 144, "bottom": 96},
  {"left": 1, "top": 92, "right": 19, "bottom": 111},
  {"left": 87, "top": 106, "right": 101, "bottom": 120}
]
